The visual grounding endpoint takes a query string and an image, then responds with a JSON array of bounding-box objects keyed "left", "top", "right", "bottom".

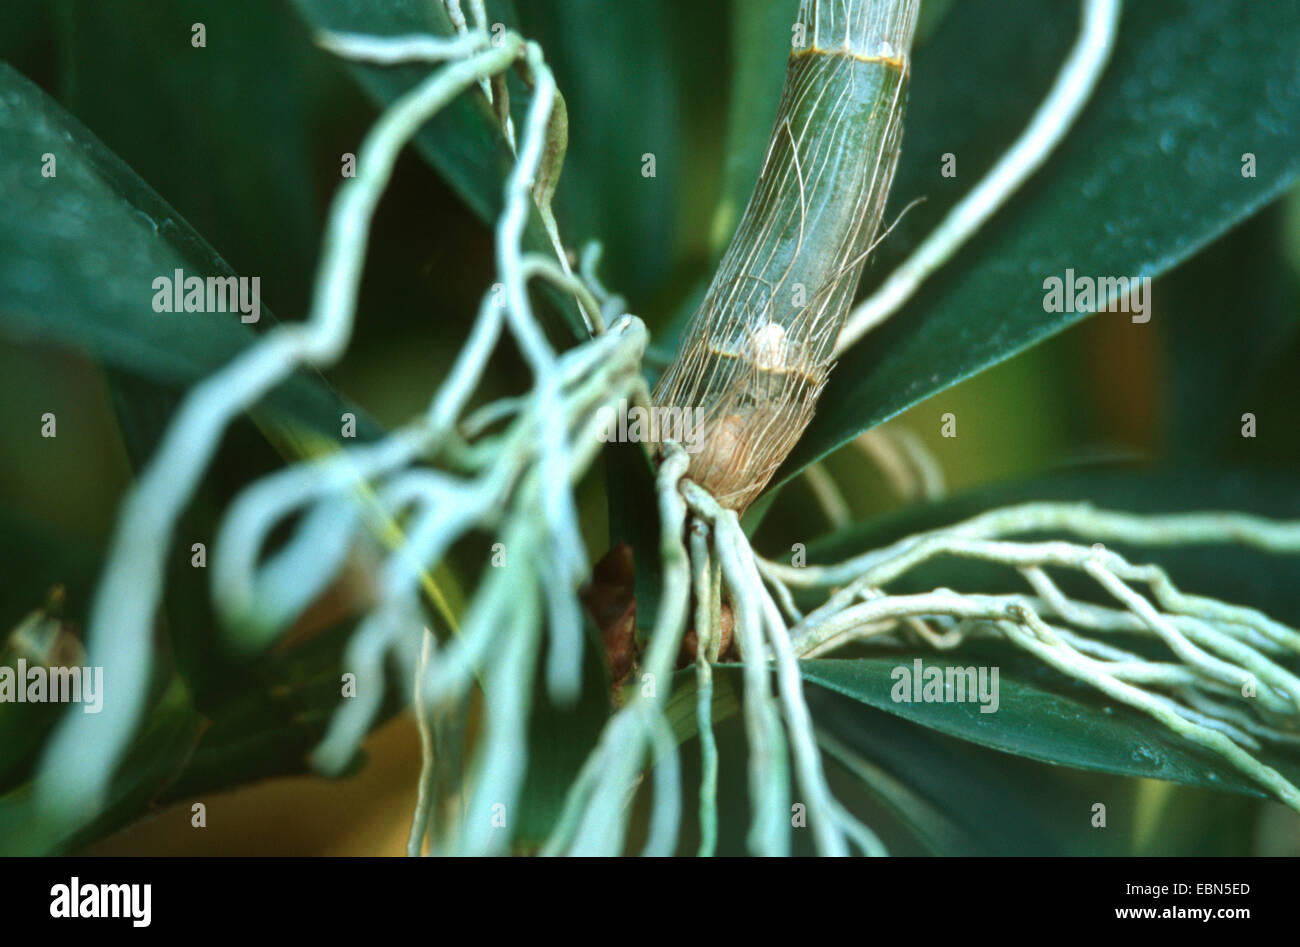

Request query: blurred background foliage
[{"left": 0, "top": 0, "right": 1297, "bottom": 854}]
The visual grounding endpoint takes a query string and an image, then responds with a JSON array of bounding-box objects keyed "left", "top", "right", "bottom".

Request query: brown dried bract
[
  {"left": 679, "top": 601, "right": 734, "bottom": 666},
  {"left": 583, "top": 544, "right": 739, "bottom": 693},
  {"left": 580, "top": 542, "right": 638, "bottom": 690}
]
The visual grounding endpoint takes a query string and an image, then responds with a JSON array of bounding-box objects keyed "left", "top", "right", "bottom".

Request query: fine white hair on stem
[{"left": 835, "top": 0, "right": 1124, "bottom": 355}]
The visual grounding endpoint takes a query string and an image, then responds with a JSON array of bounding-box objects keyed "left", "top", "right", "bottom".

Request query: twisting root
[{"left": 32, "top": 18, "right": 638, "bottom": 855}]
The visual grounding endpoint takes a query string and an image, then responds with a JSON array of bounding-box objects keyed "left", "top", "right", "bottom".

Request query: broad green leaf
[
  {"left": 0, "top": 62, "right": 380, "bottom": 442},
  {"left": 855, "top": 704, "right": 1266, "bottom": 858},
  {"left": 1157, "top": 205, "right": 1299, "bottom": 463},
  {"left": 54, "top": 0, "right": 343, "bottom": 318},
  {"left": 159, "top": 618, "right": 379, "bottom": 808},
  {"left": 0, "top": 678, "right": 203, "bottom": 855},
  {"left": 800, "top": 644, "right": 1300, "bottom": 801},
  {"left": 775, "top": 0, "right": 1300, "bottom": 487},
  {"left": 810, "top": 689, "right": 1079, "bottom": 856},
  {"left": 667, "top": 661, "right": 1018, "bottom": 854}
]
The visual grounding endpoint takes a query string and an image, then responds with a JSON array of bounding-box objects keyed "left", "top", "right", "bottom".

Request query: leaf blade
[{"left": 776, "top": 0, "right": 1300, "bottom": 486}]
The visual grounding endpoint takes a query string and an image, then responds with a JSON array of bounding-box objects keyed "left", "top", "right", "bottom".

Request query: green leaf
[
  {"left": 814, "top": 720, "right": 987, "bottom": 855},
  {"left": 0, "top": 611, "right": 388, "bottom": 854},
  {"left": 776, "top": 0, "right": 1300, "bottom": 487},
  {"left": 800, "top": 644, "right": 1300, "bottom": 801},
  {"left": 663, "top": 665, "right": 742, "bottom": 746},
  {"left": 53, "top": 0, "right": 346, "bottom": 318},
  {"left": 0, "top": 678, "right": 203, "bottom": 855},
  {"left": 0, "top": 62, "right": 380, "bottom": 443},
  {"left": 1157, "top": 205, "right": 1299, "bottom": 463},
  {"left": 512, "top": 618, "right": 611, "bottom": 850},
  {"left": 160, "top": 618, "right": 381, "bottom": 806},
  {"left": 810, "top": 689, "right": 1079, "bottom": 855}
]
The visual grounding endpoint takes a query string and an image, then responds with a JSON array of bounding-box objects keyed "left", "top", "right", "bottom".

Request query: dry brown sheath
[{"left": 652, "top": 0, "right": 919, "bottom": 512}]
